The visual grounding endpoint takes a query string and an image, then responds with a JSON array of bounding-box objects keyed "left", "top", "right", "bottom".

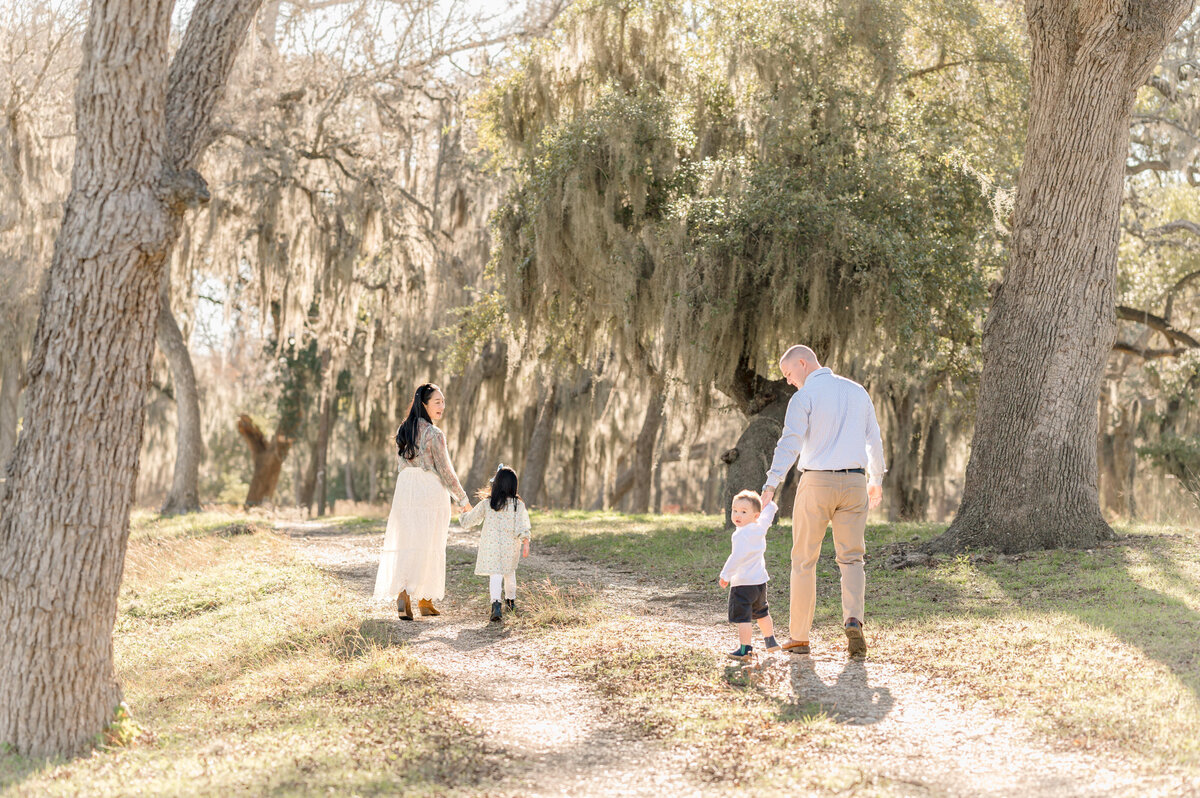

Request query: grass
[
  {"left": 1, "top": 517, "right": 503, "bottom": 797},
  {"left": 5, "top": 508, "right": 1197, "bottom": 795},
  {"left": 533, "top": 509, "right": 1200, "bottom": 775}
]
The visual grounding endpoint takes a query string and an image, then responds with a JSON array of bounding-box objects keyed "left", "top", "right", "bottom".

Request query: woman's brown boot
[
  {"left": 397, "top": 591, "right": 413, "bottom": 621},
  {"left": 418, "top": 599, "right": 440, "bottom": 616}
]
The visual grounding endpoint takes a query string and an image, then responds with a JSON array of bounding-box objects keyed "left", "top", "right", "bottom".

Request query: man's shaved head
[
  {"left": 780, "top": 345, "right": 819, "bottom": 369},
  {"left": 779, "top": 345, "right": 821, "bottom": 389}
]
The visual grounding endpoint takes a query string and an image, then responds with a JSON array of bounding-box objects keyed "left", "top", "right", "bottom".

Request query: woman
[{"left": 373, "top": 383, "right": 470, "bottom": 620}]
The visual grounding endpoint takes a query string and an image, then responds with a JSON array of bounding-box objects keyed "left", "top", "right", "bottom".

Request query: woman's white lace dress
[{"left": 373, "top": 420, "right": 468, "bottom": 602}]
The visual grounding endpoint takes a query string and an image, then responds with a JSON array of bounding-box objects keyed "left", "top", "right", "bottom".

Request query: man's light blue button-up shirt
[{"left": 764, "top": 368, "right": 887, "bottom": 488}]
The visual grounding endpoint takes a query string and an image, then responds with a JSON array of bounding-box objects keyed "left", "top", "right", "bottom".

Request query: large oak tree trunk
[
  {"left": 300, "top": 387, "right": 337, "bottom": 516},
  {"left": 521, "top": 384, "right": 558, "bottom": 506},
  {"left": 721, "top": 384, "right": 795, "bottom": 527},
  {"left": 938, "top": 0, "right": 1191, "bottom": 553},
  {"left": 1098, "top": 383, "right": 1140, "bottom": 519},
  {"left": 465, "top": 432, "right": 493, "bottom": 498},
  {"left": 158, "top": 277, "right": 204, "bottom": 515},
  {"left": 0, "top": 0, "right": 263, "bottom": 756},
  {"left": 630, "top": 380, "right": 666, "bottom": 513}
]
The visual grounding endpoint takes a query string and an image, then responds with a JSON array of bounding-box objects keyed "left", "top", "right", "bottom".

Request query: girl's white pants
[{"left": 489, "top": 573, "right": 516, "bottom": 601}]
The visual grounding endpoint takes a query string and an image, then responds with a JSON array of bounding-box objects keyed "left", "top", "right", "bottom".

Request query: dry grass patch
[
  {"left": 533, "top": 510, "right": 1200, "bottom": 777},
  {"left": 1, "top": 515, "right": 503, "bottom": 797},
  {"left": 533, "top": 619, "right": 854, "bottom": 792}
]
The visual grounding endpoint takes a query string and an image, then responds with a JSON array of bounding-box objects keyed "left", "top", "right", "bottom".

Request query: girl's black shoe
[
  {"left": 504, "top": 598, "right": 516, "bottom": 613},
  {"left": 490, "top": 601, "right": 503, "bottom": 622}
]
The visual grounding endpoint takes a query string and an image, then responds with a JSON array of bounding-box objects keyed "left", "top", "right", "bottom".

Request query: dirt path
[{"left": 285, "top": 521, "right": 1192, "bottom": 798}]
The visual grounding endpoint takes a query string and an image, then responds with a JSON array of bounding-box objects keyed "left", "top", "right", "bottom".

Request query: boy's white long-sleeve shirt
[{"left": 719, "top": 501, "right": 778, "bottom": 587}]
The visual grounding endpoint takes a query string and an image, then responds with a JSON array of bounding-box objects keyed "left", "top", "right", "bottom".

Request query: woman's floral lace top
[{"left": 398, "top": 419, "right": 468, "bottom": 504}]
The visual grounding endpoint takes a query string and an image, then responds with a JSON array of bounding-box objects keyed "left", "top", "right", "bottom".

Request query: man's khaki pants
[{"left": 789, "top": 471, "right": 868, "bottom": 642}]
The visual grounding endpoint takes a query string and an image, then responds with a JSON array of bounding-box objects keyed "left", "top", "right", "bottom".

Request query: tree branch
[
  {"left": 1126, "top": 157, "right": 1172, "bottom": 175},
  {"left": 165, "top": 0, "right": 266, "bottom": 171},
  {"left": 1113, "top": 302, "right": 1200, "bottom": 348},
  {"left": 1113, "top": 341, "right": 1192, "bottom": 359},
  {"left": 901, "top": 57, "right": 1007, "bottom": 82},
  {"left": 1147, "top": 219, "right": 1200, "bottom": 237},
  {"left": 1116, "top": 304, "right": 1200, "bottom": 348},
  {"left": 237, "top": 414, "right": 267, "bottom": 455}
]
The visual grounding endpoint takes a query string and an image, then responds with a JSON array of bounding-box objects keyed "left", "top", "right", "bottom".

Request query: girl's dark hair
[
  {"left": 486, "top": 466, "right": 520, "bottom": 511},
  {"left": 396, "top": 383, "right": 439, "bottom": 460}
]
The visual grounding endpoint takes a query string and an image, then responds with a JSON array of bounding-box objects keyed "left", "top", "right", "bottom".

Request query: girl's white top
[
  {"left": 460, "top": 498, "right": 532, "bottom": 575},
  {"left": 719, "top": 501, "right": 778, "bottom": 587}
]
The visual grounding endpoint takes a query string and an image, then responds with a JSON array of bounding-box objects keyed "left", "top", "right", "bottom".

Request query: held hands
[
  {"left": 522, "top": 540, "right": 531, "bottom": 558},
  {"left": 457, "top": 501, "right": 472, "bottom": 514},
  {"left": 867, "top": 485, "right": 883, "bottom": 510},
  {"left": 760, "top": 486, "right": 775, "bottom": 505}
]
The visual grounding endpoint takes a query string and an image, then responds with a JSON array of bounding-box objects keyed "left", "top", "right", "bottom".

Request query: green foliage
[
  {"left": 272, "top": 326, "right": 322, "bottom": 439},
  {"left": 1139, "top": 433, "right": 1200, "bottom": 507},
  {"left": 471, "top": 0, "right": 1027, "bottom": 411},
  {"left": 100, "top": 703, "right": 141, "bottom": 749},
  {"left": 437, "top": 287, "right": 508, "bottom": 375}
]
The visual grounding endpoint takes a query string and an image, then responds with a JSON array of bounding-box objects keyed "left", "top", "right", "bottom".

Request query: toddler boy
[{"left": 719, "top": 490, "right": 780, "bottom": 661}]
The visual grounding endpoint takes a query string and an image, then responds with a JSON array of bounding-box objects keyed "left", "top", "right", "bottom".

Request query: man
[{"left": 761, "top": 345, "right": 885, "bottom": 659}]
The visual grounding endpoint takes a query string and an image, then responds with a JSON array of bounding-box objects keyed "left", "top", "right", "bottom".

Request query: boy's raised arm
[{"left": 758, "top": 501, "right": 778, "bottom": 530}]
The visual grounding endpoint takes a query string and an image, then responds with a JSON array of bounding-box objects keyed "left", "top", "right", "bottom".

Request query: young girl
[{"left": 459, "top": 465, "right": 531, "bottom": 622}]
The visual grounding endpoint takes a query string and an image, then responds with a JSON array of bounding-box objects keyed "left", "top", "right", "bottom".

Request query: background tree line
[
  {"left": 3, "top": 0, "right": 1199, "bottom": 529},
  {"left": 2, "top": 0, "right": 1199, "bottom": 530}
]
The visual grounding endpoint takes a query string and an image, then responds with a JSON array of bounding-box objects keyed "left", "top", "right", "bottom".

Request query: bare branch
[
  {"left": 902, "top": 57, "right": 1008, "bottom": 82},
  {"left": 1126, "top": 157, "right": 1172, "bottom": 175},
  {"left": 1116, "top": 304, "right": 1200, "bottom": 348},
  {"left": 1113, "top": 341, "right": 1193, "bottom": 359},
  {"left": 1147, "top": 219, "right": 1200, "bottom": 237}
]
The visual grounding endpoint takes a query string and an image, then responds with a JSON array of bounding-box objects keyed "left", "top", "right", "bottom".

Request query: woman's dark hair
[
  {"left": 487, "top": 466, "right": 520, "bottom": 512},
  {"left": 396, "top": 383, "right": 439, "bottom": 460}
]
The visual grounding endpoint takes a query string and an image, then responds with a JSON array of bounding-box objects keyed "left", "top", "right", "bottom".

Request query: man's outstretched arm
[{"left": 761, "top": 394, "right": 810, "bottom": 504}]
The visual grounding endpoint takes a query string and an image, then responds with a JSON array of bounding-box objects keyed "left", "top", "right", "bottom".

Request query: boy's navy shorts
[{"left": 727, "top": 583, "right": 769, "bottom": 623}]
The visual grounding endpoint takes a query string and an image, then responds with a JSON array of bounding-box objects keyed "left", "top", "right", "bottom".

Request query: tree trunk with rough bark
[
  {"left": 721, "top": 383, "right": 795, "bottom": 527},
  {"left": 158, "top": 277, "right": 203, "bottom": 515},
  {"left": 343, "top": 459, "right": 358, "bottom": 503},
  {"left": 630, "top": 381, "right": 666, "bottom": 513},
  {"left": 885, "top": 385, "right": 949, "bottom": 522},
  {"left": 1098, "top": 384, "right": 1141, "bottom": 519},
  {"left": 0, "top": 0, "right": 262, "bottom": 757},
  {"left": 937, "top": 0, "right": 1192, "bottom": 553},
  {"left": 886, "top": 391, "right": 927, "bottom": 521},
  {"left": 0, "top": 353, "right": 22, "bottom": 476},
  {"left": 300, "top": 388, "right": 337, "bottom": 517},
  {"left": 521, "top": 384, "right": 558, "bottom": 506},
  {"left": 239, "top": 415, "right": 293, "bottom": 508},
  {"left": 465, "top": 432, "right": 493, "bottom": 498}
]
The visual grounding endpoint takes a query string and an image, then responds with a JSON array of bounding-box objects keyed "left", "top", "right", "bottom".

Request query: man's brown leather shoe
[
  {"left": 782, "top": 640, "right": 810, "bottom": 654},
  {"left": 845, "top": 618, "right": 867, "bottom": 659}
]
